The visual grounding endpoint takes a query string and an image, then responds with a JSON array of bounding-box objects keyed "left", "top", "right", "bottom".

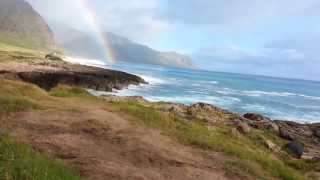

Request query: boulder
[
  {"left": 235, "top": 121, "right": 251, "bottom": 134},
  {"left": 286, "top": 141, "right": 304, "bottom": 158},
  {"left": 279, "top": 128, "right": 295, "bottom": 141},
  {"left": 315, "top": 130, "right": 320, "bottom": 138},
  {"left": 269, "top": 122, "right": 280, "bottom": 133},
  {"left": 263, "top": 139, "right": 280, "bottom": 153}
]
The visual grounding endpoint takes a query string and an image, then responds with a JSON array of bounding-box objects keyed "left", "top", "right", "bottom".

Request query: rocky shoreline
[
  {"left": 103, "top": 95, "right": 320, "bottom": 161},
  {"left": 1, "top": 51, "right": 319, "bottom": 162},
  {"left": 0, "top": 52, "right": 146, "bottom": 91}
]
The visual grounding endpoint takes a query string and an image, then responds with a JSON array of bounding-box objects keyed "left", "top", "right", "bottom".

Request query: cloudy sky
[{"left": 27, "top": 0, "right": 320, "bottom": 81}]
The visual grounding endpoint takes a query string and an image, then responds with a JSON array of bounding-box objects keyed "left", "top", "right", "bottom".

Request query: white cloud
[
  {"left": 195, "top": 45, "right": 320, "bottom": 80},
  {"left": 27, "top": 0, "right": 87, "bottom": 28},
  {"left": 162, "top": 0, "right": 320, "bottom": 27},
  {"left": 26, "top": 0, "right": 320, "bottom": 80},
  {"left": 27, "top": 0, "right": 172, "bottom": 44}
]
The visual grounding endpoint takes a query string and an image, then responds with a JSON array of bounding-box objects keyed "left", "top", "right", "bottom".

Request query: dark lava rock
[
  {"left": 15, "top": 70, "right": 144, "bottom": 91},
  {"left": 0, "top": 62, "right": 146, "bottom": 91},
  {"left": 189, "top": 103, "right": 217, "bottom": 112},
  {"left": 286, "top": 141, "right": 304, "bottom": 158},
  {"left": 242, "top": 113, "right": 279, "bottom": 133},
  {"left": 243, "top": 113, "right": 271, "bottom": 121}
]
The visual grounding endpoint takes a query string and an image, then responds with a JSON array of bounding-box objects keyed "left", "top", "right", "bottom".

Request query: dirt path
[{"left": 2, "top": 101, "right": 232, "bottom": 180}]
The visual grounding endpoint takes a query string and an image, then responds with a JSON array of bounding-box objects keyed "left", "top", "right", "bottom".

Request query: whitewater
[{"left": 65, "top": 57, "right": 320, "bottom": 123}]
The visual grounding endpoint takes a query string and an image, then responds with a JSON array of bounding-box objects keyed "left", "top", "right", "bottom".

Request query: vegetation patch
[
  {"left": 0, "top": 134, "right": 80, "bottom": 180},
  {"left": 106, "top": 102, "right": 312, "bottom": 180},
  {"left": 0, "top": 80, "right": 48, "bottom": 114},
  {"left": 50, "top": 85, "right": 92, "bottom": 98},
  {"left": 0, "top": 79, "right": 317, "bottom": 180},
  {"left": 0, "top": 42, "right": 43, "bottom": 55}
]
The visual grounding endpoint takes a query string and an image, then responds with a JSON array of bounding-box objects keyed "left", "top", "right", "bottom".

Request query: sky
[{"left": 27, "top": 0, "right": 320, "bottom": 81}]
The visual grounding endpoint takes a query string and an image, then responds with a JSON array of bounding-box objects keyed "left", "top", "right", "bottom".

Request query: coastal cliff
[{"left": 0, "top": 50, "right": 145, "bottom": 91}]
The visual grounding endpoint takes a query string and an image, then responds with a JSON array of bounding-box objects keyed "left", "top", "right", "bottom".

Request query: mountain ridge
[
  {"left": 0, "top": 0, "right": 55, "bottom": 50},
  {"left": 47, "top": 20, "right": 195, "bottom": 68}
]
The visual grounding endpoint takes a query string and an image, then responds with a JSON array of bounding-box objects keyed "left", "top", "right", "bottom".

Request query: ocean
[{"left": 67, "top": 58, "right": 320, "bottom": 123}]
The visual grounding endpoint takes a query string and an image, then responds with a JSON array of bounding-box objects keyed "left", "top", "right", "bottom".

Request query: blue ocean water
[{"left": 86, "top": 60, "right": 320, "bottom": 123}]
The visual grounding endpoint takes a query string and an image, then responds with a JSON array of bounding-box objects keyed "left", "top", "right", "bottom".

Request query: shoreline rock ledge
[
  {"left": 239, "top": 113, "right": 320, "bottom": 160},
  {"left": 103, "top": 96, "right": 320, "bottom": 161},
  {"left": 0, "top": 58, "right": 147, "bottom": 91}
]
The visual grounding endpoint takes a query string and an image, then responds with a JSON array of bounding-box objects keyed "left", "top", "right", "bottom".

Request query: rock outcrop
[
  {"left": 286, "top": 141, "right": 304, "bottom": 158},
  {"left": 103, "top": 95, "right": 320, "bottom": 160},
  {"left": 243, "top": 113, "right": 279, "bottom": 133},
  {"left": 242, "top": 114, "right": 320, "bottom": 160},
  {"left": 0, "top": 54, "right": 145, "bottom": 91}
]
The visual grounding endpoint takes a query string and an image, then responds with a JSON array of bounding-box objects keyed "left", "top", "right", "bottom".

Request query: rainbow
[{"left": 78, "top": 0, "right": 115, "bottom": 62}]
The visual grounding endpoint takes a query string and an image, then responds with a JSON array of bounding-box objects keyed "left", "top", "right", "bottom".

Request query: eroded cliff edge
[{"left": 0, "top": 51, "right": 146, "bottom": 91}]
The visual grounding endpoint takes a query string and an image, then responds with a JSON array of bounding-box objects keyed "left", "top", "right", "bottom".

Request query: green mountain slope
[{"left": 0, "top": 0, "right": 55, "bottom": 50}]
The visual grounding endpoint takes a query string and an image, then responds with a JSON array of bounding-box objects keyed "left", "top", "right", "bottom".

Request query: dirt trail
[{"left": 2, "top": 101, "right": 232, "bottom": 180}]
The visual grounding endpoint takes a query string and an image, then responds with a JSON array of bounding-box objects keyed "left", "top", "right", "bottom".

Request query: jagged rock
[
  {"left": 168, "top": 105, "right": 185, "bottom": 116},
  {"left": 286, "top": 141, "right": 304, "bottom": 158},
  {"left": 184, "top": 102, "right": 235, "bottom": 124},
  {"left": 243, "top": 113, "right": 279, "bottom": 134},
  {"left": 189, "top": 103, "right": 216, "bottom": 112},
  {"left": 243, "top": 113, "right": 271, "bottom": 121},
  {"left": 249, "top": 121, "right": 280, "bottom": 133},
  {"left": 0, "top": 64, "right": 145, "bottom": 91}
]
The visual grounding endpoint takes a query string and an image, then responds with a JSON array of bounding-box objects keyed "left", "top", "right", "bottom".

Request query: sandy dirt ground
[{"left": 1, "top": 100, "right": 233, "bottom": 180}]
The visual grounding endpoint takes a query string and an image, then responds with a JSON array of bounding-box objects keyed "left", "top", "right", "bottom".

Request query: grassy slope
[
  {"left": 48, "top": 85, "right": 319, "bottom": 179},
  {"left": 0, "top": 135, "right": 80, "bottom": 180},
  {"left": 0, "top": 42, "right": 41, "bottom": 53},
  {"left": 103, "top": 102, "right": 315, "bottom": 180},
  {"left": 0, "top": 43, "right": 318, "bottom": 179},
  {"left": 0, "top": 80, "right": 80, "bottom": 180},
  {"left": 0, "top": 77, "right": 317, "bottom": 180},
  {"left": 0, "top": 33, "right": 43, "bottom": 50}
]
